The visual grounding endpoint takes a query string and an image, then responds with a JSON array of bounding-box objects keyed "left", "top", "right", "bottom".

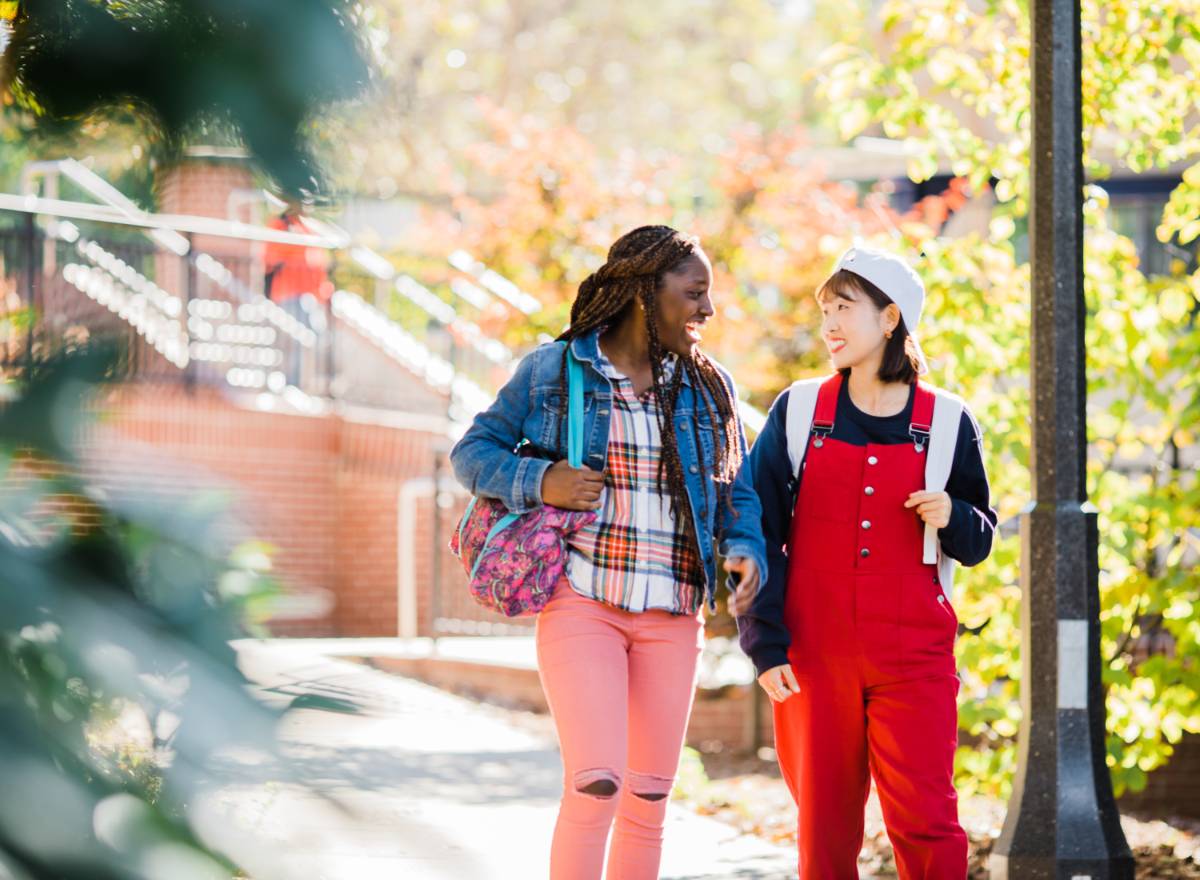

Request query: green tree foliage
[
  {"left": 812, "top": 0, "right": 1200, "bottom": 797},
  {"left": 411, "top": 104, "right": 959, "bottom": 401},
  {"left": 2, "top": 0, "right": 371, "bottom": 197},
  {"left": 321, "top": 0, "right": 860, "bottom": 200}
]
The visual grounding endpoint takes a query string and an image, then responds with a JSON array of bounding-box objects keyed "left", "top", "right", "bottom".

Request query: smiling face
[
  {"left": 817, "top": 273, "right": 901, "bottom": 372},
  {"left": 655, "top": 251, "right": 715, "bottom": 357}
]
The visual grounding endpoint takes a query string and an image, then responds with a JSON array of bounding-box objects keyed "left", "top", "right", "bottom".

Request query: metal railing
[
  {"left": 0, "top": 214, "right": 330, "bottom": 395},
  {"left": 0, "top": 196, "right": 503, "bottom": 415}
]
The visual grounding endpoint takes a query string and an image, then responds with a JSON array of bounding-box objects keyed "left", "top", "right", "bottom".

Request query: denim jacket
[{"left": 449, "top": 329, "right": 768, "bottom": 611}]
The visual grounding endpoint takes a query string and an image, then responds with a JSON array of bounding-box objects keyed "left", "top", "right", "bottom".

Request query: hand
[
  {"left": 757, "top": 663, "right": 800, "bottom": 703},
  {"left": 541, "top": 460, "right": 605, "bottom": 511},
  {"left": 904, "top": 490, "right": 952, "bottom": 530},
  {"left": 723, "top": 556, "right": 760, "bottom": 617}
]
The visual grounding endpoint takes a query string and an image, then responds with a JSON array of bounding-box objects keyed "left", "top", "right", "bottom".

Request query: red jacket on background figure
[{"left": 263, "top": 212, "right": 333, "bottom": 304}]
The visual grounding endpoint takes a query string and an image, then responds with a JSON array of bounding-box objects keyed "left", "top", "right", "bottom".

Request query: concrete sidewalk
[
  {"left": 196, "top": 639, "right": 796, "bottom": 880},
  {"left": 285, "top": 635, "right": 540, "bottom": 669}
]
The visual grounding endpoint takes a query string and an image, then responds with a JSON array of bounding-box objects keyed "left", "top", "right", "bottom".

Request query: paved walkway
[
  {"left": 290, "top": 634, "right": 541, "bottom": 668},
  {"left": 196, "top": 639, "right": 796, "bottom": 880},
  {"left": 280, "top": 635, "right": 759, "bottom": 688}
]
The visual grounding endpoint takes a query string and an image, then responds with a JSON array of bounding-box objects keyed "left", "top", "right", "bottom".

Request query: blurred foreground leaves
[
  {"left": 0, "top": 347, "right": 309, "bottom": 879},
  {"left": 1, "top": 0, "right": 370, "bottom": 197}
]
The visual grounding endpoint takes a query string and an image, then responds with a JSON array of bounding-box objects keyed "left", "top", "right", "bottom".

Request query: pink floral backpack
[{"left": 449, "top": 350, "right": 597, "bottom": 616}]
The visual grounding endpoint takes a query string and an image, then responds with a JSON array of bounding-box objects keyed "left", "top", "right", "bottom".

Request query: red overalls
[{"left": 774, "top": 374, "right": 967, "bottom": 879}]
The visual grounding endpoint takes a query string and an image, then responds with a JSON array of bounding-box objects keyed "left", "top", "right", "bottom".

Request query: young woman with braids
[{"left": 451, "top": 225, "right": 767, "bottom": 879}]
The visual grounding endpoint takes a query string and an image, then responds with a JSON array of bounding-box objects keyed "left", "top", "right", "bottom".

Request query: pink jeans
[{"left": 535, "top": 580, "right": 705, "bottom": 880}]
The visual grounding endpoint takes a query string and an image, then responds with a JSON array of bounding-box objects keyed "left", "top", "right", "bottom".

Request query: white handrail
[
  {"left": 44, "top": 158, "right": 190, "bottom": 255},
  {"left": 0, "top": 192, "right": 345, "bottom": 248},
  {"left": 449, "top": 249, "right": 541, "bottom": 314}
]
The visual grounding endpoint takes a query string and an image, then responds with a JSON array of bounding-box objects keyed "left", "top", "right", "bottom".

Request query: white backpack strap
[
  {"left": 938, "top": 553, "right": 957, "bottom": 600},
  {"left": 784, "top": 378, "right": 824, "bottom": 481},
  {"left": 922, "top": 387, "right": 966, "bottom": 594}
]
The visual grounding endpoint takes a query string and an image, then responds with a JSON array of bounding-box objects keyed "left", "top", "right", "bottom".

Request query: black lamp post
[{"left": 989, "top": 0, "right": 1134, "bottom": 877}]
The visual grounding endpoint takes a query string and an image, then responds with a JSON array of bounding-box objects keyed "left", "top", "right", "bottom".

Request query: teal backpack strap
[
  {"left": 470, "top": 509, "right": 520, "bottom": 580},
  {"left": 466, "top": 346, "right": 586, "bottom": 581},
  {"left": 567, "top": 349, "right": 584, "bottom": 468}
]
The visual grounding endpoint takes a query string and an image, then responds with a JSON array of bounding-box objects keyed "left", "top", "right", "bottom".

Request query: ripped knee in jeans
[
  {"left": 627, "top": 770, "right": 673, "bottom": 802},
  {"left": 573, "top": 767, "right": 620, "bottom": 799}
]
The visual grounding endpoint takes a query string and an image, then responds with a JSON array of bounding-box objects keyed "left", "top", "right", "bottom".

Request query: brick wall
[
  {"left": 75, "top": 383, "right": 450, "bottom": 637},
  {"left": 153, "top": 155, "right": 261, "bottom": 297},
  {"left": 689, "top": 685, "right": 775, "bottom": 753},
  {"left": 332, "top": 415, "right": 454, "bottom": 635},
  {"left": 154, "top": 156, "right": 258, "bottom": 259},
  {"left": 1119, "top": 733, "right": 1200, "bottom": 820},
  {"left": 367, "top": 655, "right": 772, "bottom": 753}
]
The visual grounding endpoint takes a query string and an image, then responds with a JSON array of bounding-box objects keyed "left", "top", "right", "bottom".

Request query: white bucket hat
[{"left": 832, "top": 245, "right": 929, "bottom": 374}]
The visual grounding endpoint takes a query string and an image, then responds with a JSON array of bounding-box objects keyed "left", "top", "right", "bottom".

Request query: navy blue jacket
[{"left": 736, "top": 380, "right": 997, "bottom": 675}]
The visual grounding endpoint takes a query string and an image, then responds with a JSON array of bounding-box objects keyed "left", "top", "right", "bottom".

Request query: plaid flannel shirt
[{"left": 565, "top": 347, "right": 704, "bottom": 614}]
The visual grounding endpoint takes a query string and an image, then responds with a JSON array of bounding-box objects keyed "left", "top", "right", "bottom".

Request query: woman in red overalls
[{"left": 738, "top": 247, "right": 997, "bottom": 878}]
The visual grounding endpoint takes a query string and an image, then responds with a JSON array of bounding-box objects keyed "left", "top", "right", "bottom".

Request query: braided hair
[{"left": 555, "top": 225, "right": 744, "bottom": 544}]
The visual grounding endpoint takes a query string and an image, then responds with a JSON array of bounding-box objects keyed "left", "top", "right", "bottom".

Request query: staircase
[{"left": 1, "top": 202, "right": 500, "bottom": 425}]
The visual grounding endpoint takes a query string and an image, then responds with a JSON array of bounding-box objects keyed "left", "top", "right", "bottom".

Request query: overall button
[
  {"left": 689, "top": 464, "right": 699, "bottom": 474},
  {"left": 864, "top": 486, "right": 875, "bottom": 496},
  {"left": 679, "top": 422, "right": 690, "bottom": 431},
  {"left": 867, "top": 455, "right": 878, "bottom": 465},
  {"left": 598, "top": 409, "right": 609, "bottom": 416},
  {"left": 861, "top": 520, "right": 871, "bottom": 529},
  {"left": 860, "top": 548, "right": 870, "bottom": 558}
]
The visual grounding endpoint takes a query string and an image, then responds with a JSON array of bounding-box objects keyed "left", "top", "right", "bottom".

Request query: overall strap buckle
[
  {"left": 909, "top": 381, "right": 935, "bottom": 453},
  {"left": 909, "top": 426, "right": 930, "bottom": 453},
  {"left": 810, "top": 373, "right": 842, "bottom": 448}
]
